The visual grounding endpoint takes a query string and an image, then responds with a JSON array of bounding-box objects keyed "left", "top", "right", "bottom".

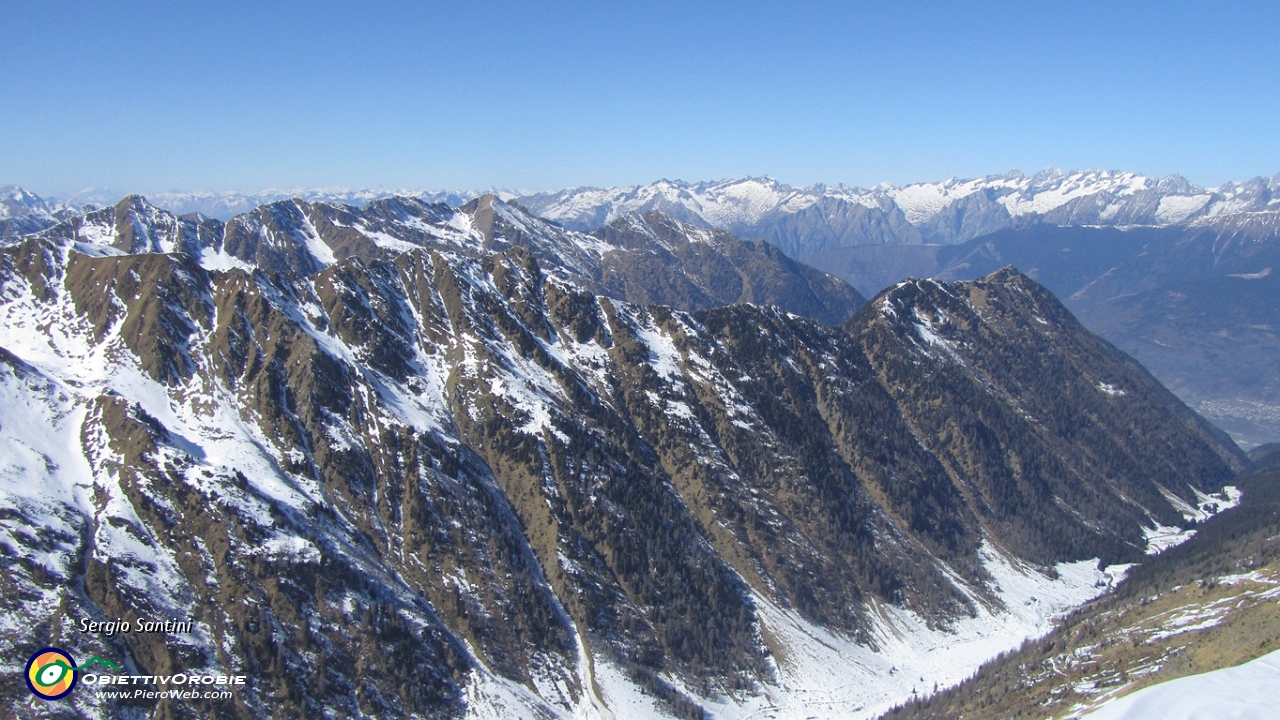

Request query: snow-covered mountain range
[
  {"left": 14, "top": 192, "right": 864, "bottom": 325},
  {"left": 83, "top": 187, "right": 483, "bottom": 223},
  {"left": 12, "top": 169, "right": 1279, "bottom": 238},
  {"left": 582, "top": 170, "right": 1275, "bottom": 227},
  {"left": 516, "top": 170, "right": 1280, "bottom": 257}
]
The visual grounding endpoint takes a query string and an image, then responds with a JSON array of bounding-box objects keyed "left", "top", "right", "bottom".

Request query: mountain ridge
[
  {"left": 824, "top": 219, "right": 1280, "bottom": 448},
  {"left": 9, "top": 192, "right": 865, "bottom": 326}
]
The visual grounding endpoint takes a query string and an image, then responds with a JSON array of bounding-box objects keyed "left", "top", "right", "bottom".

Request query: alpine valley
[{"left": 0, "top": 181, "right": 1261, "bottom": 719}]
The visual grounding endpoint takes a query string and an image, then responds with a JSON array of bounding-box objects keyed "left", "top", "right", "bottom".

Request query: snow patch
[
  {"left": 1097, "top": 382, "right": 1126, "bottom": 396},
  {"left": 254, "top": 535, "right": 321, "bottom": 563},
  {"left": 1154, "top": 194, "right": 1212, "bottom": 223},
  {"left": 198, "top": 247, "right": 256, "bottom": 272},
  {"left": 1228, "top": 267, "right": 1272, "bottom": 280},
  {"left": 1143, "top": 485, "right": 1239, "bottom": 554},
  {"left": 591, "top": 658, "right": 668, "bottom": 720},
  {"left": 633, "top": 320, "right": 683, "bottom": 380},
  {"left": 911, "top": 308, "right": 964, "bottom": 364},
  {"left": 1143, "top": 523, "right": 1195, "bottom": 554}
]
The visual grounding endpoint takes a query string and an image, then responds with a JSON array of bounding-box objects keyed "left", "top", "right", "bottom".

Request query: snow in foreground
[
  {"left": 1080, "top": 647, "right": 1280, "bottom": 720},
  {"left": 697, "top": 544, "right": 1125, "bottom": 720}
]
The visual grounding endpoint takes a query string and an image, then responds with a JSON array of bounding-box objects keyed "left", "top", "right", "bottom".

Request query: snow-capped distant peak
[
  {"left": 518, "top": 168, "right": 1254, "bottom": 236},
  {"left": 887, "top": 177, "right": 989, "bottom": 224}
]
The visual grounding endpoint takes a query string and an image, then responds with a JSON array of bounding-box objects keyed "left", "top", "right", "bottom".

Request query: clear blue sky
[{"left": 3, "top": 1, "right": 1277, "bottom": 195}]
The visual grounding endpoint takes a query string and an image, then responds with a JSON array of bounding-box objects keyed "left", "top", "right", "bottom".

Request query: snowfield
[{"left": 1079, "top": 648, "right": 1280, "bottom": 720}]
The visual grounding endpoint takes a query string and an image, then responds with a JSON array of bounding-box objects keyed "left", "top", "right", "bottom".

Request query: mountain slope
[
  {"left": 857, "top": 271, "right": 1242, "bottom": 564},
  {"left": 0, "top": 231, "right": 1243, "bottom": 719}
]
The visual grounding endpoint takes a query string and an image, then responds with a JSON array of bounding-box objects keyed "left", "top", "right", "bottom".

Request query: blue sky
[{"left": 3, "top": 1, "right": 1277, "bottom": 195}]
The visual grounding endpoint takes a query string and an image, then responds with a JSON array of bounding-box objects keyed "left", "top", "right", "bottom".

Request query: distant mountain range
[
  {"left": 517, "top": 170, "right": 1280, "bottom": 249},
  {"left": 0, "top": 185, "right": 84, "bottom": 237},
  {"left": 10, "top": 168, "right": 1279, "bottom": 237}
]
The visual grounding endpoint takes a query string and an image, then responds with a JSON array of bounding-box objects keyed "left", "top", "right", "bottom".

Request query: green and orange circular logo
[{"left": 25, "top": 647, "right": 78, "bottom": 700}]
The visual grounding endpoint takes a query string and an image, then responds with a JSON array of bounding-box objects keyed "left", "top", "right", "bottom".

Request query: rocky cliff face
[{"left": 0, "top": 215, "right": 1243, "bottom": 718}]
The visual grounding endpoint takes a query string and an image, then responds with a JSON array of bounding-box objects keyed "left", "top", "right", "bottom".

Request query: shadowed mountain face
[
  {"left": 856, "top": 270, "right": 1243, "bottom": 563},
  {"left": 0, "top": 201, "right": 1243, "bottom": 718}
]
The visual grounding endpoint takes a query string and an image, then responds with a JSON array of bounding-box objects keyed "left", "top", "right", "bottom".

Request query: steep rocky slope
[{"left": 0, "top": 227, "right": 1242, "bottom": 718}]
